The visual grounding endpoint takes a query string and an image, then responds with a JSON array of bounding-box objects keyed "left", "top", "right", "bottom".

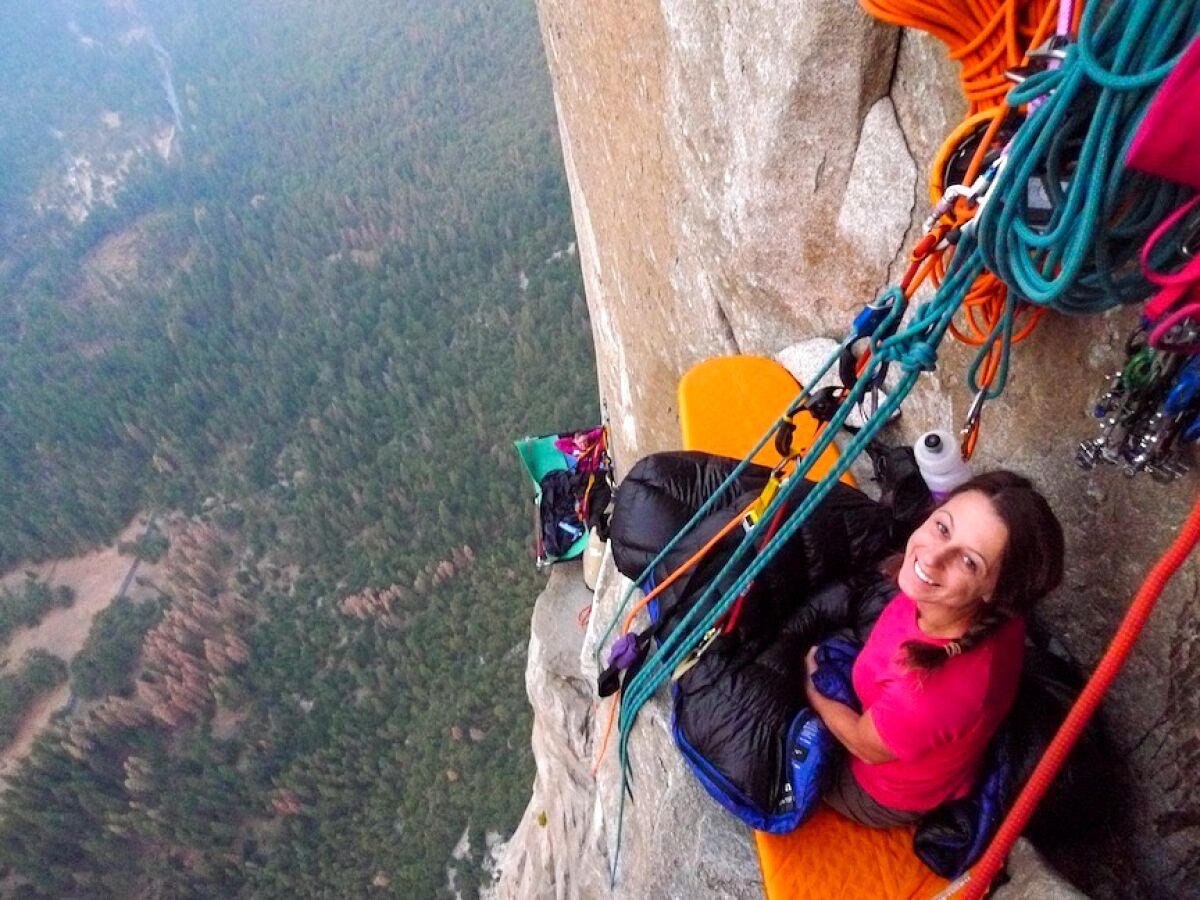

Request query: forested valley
[{"left": 0, "top": 1, "right": 593, "bottom": 896}]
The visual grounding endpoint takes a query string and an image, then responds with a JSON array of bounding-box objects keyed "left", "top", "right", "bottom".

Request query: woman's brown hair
[{"left": 898, "top": 470, "right": 1065, "bottom": 671}]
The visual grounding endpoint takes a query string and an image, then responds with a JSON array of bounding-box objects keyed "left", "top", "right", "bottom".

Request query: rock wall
[{"left": 496, "top": 1, "right": 1200, "bottom": 897}]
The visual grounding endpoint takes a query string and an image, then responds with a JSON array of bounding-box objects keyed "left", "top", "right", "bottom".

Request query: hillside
[{"left": 0, "top": 1, "right": 592, "bottom": 897}]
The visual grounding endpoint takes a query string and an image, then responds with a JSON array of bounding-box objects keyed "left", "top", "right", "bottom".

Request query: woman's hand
[{"left": 804, "top": 644, "right": 895, "bottom": 764}]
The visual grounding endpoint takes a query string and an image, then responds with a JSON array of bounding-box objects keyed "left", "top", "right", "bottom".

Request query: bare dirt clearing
[
  {"left": 0, "top": 518, "right": 163, "bottom": 669},
  {"left": 3, "top": 684, "right": 71, "bottom": 770},
  {"left": 0, "top": 516, "right": 165, "bottom": 774}
]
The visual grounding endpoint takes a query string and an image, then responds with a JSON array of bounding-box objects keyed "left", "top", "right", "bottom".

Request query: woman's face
[{"left": 897, "top": 490, "right": 1008, "bottom": 622}]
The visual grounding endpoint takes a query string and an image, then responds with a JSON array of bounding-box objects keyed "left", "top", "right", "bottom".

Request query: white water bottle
[{"left": 913, "top": 430, "right": 972, "bottom": 502}]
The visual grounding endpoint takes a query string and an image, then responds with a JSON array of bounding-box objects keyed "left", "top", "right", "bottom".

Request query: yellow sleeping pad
[
  {"left": 677, "top": 354, "right": 851, "bottom": 483},
  {"left": 677, "top": 354, "right": 949, "bottom": 900}
]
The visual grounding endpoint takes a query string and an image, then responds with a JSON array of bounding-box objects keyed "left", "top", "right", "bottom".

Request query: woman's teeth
[{"left": 914, "top": 559, "right": 939, "bottom": 586}]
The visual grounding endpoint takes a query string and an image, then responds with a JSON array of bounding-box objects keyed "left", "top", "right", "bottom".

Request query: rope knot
[
  {"left": 877, "top": 339, "right": 938, "bottom": 373},
  {"left": 901, "top": 341, "right": 938, "bottom": 373}
]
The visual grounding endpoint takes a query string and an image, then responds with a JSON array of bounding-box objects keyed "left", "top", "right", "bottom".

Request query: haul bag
[{"left": 513, "top": 427, "right": 611, "bottom": 566}]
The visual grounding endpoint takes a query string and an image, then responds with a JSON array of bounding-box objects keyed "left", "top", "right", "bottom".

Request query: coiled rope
[
  {"left": 974, "top": 0, "right": 1200, "bottom": 313},
  {"left": 861, "top": 0, "right": 1069, "bottom": 404}
]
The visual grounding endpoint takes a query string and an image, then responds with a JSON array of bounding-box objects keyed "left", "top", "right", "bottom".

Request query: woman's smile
[{"left": 912, "top": 558, "right": 940, "bottom": 587}]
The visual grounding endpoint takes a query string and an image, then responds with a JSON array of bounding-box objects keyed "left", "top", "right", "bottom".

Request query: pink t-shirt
[{"left": 849, "top": 591, "right": 1024, "bottom": 812}]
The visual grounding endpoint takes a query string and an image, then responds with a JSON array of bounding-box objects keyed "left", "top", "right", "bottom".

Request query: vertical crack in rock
[
  {"left": 813, "top": 151, "right": 828, "bottom": 194},
  {"left": 712, "top": 295, "right": 741, "bottom": 353},
  {"left": 883, "top": 33, "right": 921, "bottom": 293},
  {"left": 835, "top": 97, "right": 918, "bottom": 286}
]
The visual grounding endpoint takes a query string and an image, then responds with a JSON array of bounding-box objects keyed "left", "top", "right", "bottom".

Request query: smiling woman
[{"left": 806, "top": 470, "right": 1066, "bottom": 827}]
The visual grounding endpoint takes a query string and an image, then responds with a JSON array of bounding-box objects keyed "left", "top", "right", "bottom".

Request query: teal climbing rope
[{"left": 974, "top": 0, "right": 1200, "bottom": 314}]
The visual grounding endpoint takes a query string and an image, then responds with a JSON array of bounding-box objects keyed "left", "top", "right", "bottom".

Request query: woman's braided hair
[{"left": 900, "top": 470, "right": 1065, "bottom": 672}]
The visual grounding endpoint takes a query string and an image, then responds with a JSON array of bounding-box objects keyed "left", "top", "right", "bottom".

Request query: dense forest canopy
[{"left": 0, "top": 0, "right": 594, "bottom": 896}]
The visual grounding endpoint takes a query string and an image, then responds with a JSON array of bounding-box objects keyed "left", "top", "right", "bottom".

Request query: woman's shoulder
[{"left": 932, "top": 616, "right": 1025, "bottom": 705}]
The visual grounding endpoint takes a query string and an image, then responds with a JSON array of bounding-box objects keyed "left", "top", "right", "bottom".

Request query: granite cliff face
[{"left": 493, "top": 1, "right": 1200, "bottom": 897}]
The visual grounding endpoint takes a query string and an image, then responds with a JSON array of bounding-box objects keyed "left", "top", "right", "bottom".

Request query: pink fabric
[
  {"left": 1127, "top": 36, "right": 1200, "bottom": 190},
  {"left": 554, "top": 428, "right": 607, "bottom": 472},
  {"left": 849, "top": 592, "right": 1025, "bottom": 813},
  {"left": 1141, "top": 195, "right": 1200, "bottom": 351}
]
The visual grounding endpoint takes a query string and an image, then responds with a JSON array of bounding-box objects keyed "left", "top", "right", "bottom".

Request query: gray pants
[{"left": 823, "top": 760, "right": 924, "bottom": 829}]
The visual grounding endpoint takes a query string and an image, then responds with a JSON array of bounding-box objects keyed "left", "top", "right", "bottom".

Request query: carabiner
[
  {"left": 959, "top": 389, "right": 988, "bottom": 461},
  {"left": 1181, "top": 203, "right": 1200, "bottom": 260}
]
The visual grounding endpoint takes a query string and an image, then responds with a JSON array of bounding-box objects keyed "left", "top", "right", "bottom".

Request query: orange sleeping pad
[
  {"left": 755, "top": 808, "right": 949, "bottom": 900},
  {"left": 678, "top": 355, "right": 848, "bottom": 477},
  {"left": 677, "top": 355, "right": 949, "bottom": 900}
]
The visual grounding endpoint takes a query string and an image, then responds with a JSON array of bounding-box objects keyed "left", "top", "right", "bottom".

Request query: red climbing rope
[
  {"left": 591, "top": 498, "right": 758, "bottom": 774},
  {"left": 957, "top": 492, "right": 1200, "bottom": 899}
]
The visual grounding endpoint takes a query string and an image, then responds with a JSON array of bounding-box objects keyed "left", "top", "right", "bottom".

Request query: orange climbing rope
[
  {"left": 861, "top": 0, "right": 1078, "bottom": 199},
  {"left": 591, "top": 498, "right": 758, "bottom": 774},
  {"left": 860, "top": 0, "right": 1082, "bottom": 455},
  {"left": 951, "top": 493, "right": 1200, "bottom": 899}
]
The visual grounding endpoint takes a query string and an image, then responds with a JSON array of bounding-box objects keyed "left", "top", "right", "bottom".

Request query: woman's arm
[{"left": 804, "top": 647, "right": 896, "bottom": 765}]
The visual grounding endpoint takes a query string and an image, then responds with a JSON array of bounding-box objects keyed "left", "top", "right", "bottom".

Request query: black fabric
[
  {"left": 863, "top": 440, "right": 934, "bottom": 549},
  {"left": 671, "top": 572, "right": 901, "bottom": 815},
  {"left": 609, "top": 451, "right": 765, "bottom": 579},
  {"left": 610, "top": 451, "right": 898, "bottom": 815},
  {"left": 608, "top": 448, "right": 1109, "bottom": 869},
  {"left": 1003, "top": 630, "right": 1114, "bottom": 847},
  {"left": 539, "top": 470, "right": 612, "bottom": 558},
  {"left": 673, "top": 580, "right": 867, "bottom": 813},
  {"left": 609, "top": 451, "right": 892, "bottom": 649}
]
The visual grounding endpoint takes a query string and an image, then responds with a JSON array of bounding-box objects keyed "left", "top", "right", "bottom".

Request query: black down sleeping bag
[{"left": 607, "top": 450, "right": 1112, "bottom": 876}]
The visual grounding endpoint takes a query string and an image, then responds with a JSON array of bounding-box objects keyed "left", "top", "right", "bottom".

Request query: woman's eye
[
  {"left": 962, "top": 556, "right": 977, "bottom": 572},
  {"left": 936, "top": 521, "right": 949, "bottom": 536}
]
